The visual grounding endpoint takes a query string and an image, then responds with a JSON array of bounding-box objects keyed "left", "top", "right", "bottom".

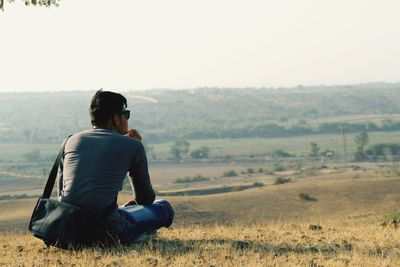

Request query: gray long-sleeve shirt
[{"left": 57, "top": 128, "right": 155, "bottom": 212}]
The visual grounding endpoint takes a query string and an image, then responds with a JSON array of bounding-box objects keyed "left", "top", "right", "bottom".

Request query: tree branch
[{"left": 1, "top": 0, "right": 61, "bottom": 11}]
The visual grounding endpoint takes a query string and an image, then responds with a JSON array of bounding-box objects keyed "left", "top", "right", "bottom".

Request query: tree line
[{"left": 2, "top": 85, "right": 400, "bottom": 144}]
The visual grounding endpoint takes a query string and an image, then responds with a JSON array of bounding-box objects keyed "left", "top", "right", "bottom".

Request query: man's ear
[{"left": 112, "top": 114, "right": 121, "bottom": 127}]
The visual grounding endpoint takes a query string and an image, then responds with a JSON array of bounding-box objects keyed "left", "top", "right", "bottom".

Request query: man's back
[
  {"left": 58, "top": 128, "right": 155, "bottom": 211},
  {"left": 30, "top": 90, "right": 173, "bottom": 246}
]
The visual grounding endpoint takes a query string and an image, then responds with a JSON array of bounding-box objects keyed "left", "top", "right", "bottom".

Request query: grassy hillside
[
  {"left": 2, "top": 168, "right": 400, "bottom": 229},
  {"left": 1, "top": 169, "right": 400, "bottom": 265}
]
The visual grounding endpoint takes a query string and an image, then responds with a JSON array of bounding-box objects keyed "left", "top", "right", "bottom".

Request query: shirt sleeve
[
  {"left": 128, "top": 142, "right": 155, "bottom": 205},
  {"left": 56, "top": 137, "right": 69, "bottom": 199}
]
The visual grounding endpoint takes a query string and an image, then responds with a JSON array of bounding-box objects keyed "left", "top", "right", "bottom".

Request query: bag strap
[{"left": 42, "top": 136, "right": 71, "bottom": 199}]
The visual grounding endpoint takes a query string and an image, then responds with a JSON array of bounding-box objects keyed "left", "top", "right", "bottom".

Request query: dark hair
[{"left": 89, "top": 89, "right": 127, "bottom": 126}]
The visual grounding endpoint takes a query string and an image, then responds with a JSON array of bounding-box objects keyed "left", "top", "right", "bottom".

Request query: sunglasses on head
[{"left": 121, "top": 110, "right": 131, "bottom": 120}]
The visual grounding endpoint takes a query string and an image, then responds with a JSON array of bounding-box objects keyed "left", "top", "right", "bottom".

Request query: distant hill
[{"left": 1, "top": 82, "right": 400, "bottom": 144}]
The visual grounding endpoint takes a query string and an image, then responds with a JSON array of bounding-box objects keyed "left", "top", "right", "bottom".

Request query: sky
[{"left": 0, "top": 0, "right": 399, "bottom": 92}]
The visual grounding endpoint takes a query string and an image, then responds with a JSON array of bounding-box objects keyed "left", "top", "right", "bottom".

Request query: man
[{"left": 57, "top": 89, "right": 174, "bottom": 245}]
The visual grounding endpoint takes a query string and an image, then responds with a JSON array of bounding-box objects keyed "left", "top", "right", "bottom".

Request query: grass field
[
  {"left": 0, "top": 143, "right": 58, "bottom": 162},
  {"left": 1, "top": 168, "right": 400, "bottom": 265},
  {"left": 2, "top": 131, "right": 400, "bottom": 162},
  {"left": 1, "top": 133, "right": 400, "bottom": 265},
  {"left": 2, "top": 222, "right": 400, "bottom": 266},
  {"left": 149, "top": 131, "right": 400, "bottom": 159}
]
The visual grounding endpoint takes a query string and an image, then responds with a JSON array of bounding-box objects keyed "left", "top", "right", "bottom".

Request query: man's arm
[
  {"left": 56, "top": 138, "right": 69, "bottom": 199},
  {"left": 128, "top": 142, "right": 155, "bottom": 205},
  {"left": 56, "top": 156, "right": 64, "bottom": 199}
]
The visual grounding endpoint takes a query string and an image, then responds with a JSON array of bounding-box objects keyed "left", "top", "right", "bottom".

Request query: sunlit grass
[{"left": 1, "top": 222, "right": 400, "bottom": 266}]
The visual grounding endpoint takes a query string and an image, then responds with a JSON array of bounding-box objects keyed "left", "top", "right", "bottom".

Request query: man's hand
[
  {"left": 121, "top": 199, "right": 138, "bottom": 207},
  {"left": 125, "top": 129, "right": 142, "bottom": 141}
]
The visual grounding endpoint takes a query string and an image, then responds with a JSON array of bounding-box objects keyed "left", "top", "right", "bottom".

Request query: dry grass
[
  {"left": 1, "top": 222, "right": 400, "bottom": 266},
  {"left": 2, "top": 170, "right": 400, "bottom": 228},
  {"left": 1, "top": 169, "right": 400, "bottom": 265}
]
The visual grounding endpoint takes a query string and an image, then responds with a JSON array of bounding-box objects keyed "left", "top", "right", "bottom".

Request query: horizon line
[{"left": 0, "top": 81, "right": 399, "bottom": 93}]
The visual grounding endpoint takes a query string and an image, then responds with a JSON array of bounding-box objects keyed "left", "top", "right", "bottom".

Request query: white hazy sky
[{"left": 0, "top": 0, "right": 399, "bottom": 92}]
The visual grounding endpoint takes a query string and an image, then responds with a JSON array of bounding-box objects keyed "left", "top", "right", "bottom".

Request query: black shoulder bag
[{"left": 28, "top": 137, "right": 116, "bottom": 249}]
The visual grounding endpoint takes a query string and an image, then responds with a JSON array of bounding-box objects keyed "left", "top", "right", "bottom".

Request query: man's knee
[{"left": 154, "top": 199, "right": 174, "bottom": 227}]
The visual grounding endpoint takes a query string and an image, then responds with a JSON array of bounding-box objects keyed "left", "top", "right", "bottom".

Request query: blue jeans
[{"left": 116, "top": 199, "right": 174, "bottom": 243}]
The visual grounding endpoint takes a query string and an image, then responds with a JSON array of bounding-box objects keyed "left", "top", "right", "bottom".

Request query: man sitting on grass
[{"left": 57, "top": 89, "right": 174, "bottom": 245}]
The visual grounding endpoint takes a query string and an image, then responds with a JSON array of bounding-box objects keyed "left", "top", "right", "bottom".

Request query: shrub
[
  {"left": 309, "top": 142, "right": 320, "bottom": 157},
  {"left": 383, "top": 211, "right": 400, "bottom": 224},
  {"left": 257, "top": 167, "right": 263, "bottom": 173},
  {"left": 271, "top": 149, "right": 293, "bottom": 158},
  {"left": 366, "top": 143, "right": 400, "bottom": 159},
  {"left": 246, "top": 168, "right": 255, "bottom": 174},
  {"left": 190, "top": 146, "right": 210, "bottom": 159},
  {"left": 253, "top": 182, "right": 264, "bottom": 187},
  {"left": 274, "top": 177, "right": 291, "bottom": 185},
  {"left": 354, "top": 151, "right": 367, "bottom": 161},
  {"left": 299, "top": 193, "right": 317, "bottom": 201},
  {"left": 175, "top": 174, "right": 210, "bottom": 183},
  {"left": 273, "top": 162, "right": 285, "bottom": 172},
  {"left": 223, "top": 170, "right": 238, "bottom": 177}
]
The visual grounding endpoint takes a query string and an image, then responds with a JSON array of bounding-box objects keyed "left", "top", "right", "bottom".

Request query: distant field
[
  {"left": 148, "top": 162, "right": 268, "bottom": 187},
  {"left": 2, "top": 131, "right": 400, "bottom": 196},
  {"left": 1, "top": 131, "right": 400, "bottom": 162},
  {"left": 0, "top": 143, "right": 58, "bottom": 162},
  {"left": 149, "top": 131, "right": 400, "bottom": 159}
]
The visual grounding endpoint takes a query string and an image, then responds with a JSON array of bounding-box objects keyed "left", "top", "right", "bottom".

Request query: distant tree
[
  {"left": 366, "top": 143, "right": 400, "bottom": 160},
  {"left": 278, "top": 115, "right": 289, "bottom": 125},
  {"left": 355, "top": 131, "right": 369, "bottom": 152},
  {"left": 382, "top": 119, "right": 394, "bottom": 131},
  {"left": 309, "top": 142, "right": 320, "bottom": 157},
  {"left": 190, "top": 146, "right": 210, "bottom": 159},
  {"left": 169, "top": 140, "right": 190, "bottom": 160},
  {"left": 22, "top": 149, "right": 42, "bottom": 162},
  {"left": 354, "top": 131, "right": 368, "bottom": 161}
]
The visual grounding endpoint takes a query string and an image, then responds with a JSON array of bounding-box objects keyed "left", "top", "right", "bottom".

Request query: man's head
[{"left": 89, "top": 89, "right": 130, "bottom": 134}]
